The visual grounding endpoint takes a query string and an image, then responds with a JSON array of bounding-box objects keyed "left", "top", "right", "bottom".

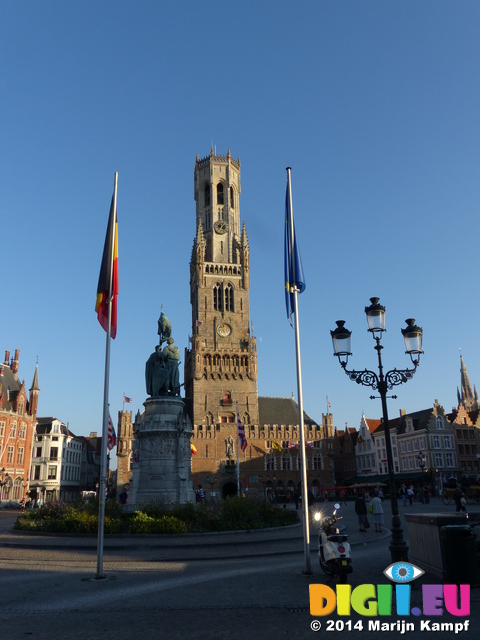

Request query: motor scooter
[{"left": 315, "top": 503, "right": 352, "bottom": 583}]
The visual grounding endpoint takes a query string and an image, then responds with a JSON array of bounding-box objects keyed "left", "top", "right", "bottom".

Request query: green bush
[{"left": 14, "top": 496, "right": 298, "bottom": 534}]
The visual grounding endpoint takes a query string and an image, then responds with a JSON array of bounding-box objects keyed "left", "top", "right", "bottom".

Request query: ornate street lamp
[
  {"left": 331, "top": 297, "right": 423, "bottom": 562},
  {"left": 417, "top": 450, "right": 427, "bottom": 492}
]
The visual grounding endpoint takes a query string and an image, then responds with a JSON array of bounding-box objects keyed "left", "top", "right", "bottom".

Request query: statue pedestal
[{"left": 127, "top": 397, "right": 196, "bottom": 509}]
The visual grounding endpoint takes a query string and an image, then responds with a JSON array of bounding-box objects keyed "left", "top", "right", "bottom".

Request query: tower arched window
[
  {"left": 213, "top": 283, "right": 223, "bottom": 311},
  {"left": 230, "top": 186, "right": 234, "bottom": 208},
  {"left": 204, "top": 184, "right": 211, "bottom": 206},
  {"left": 225, "top": 283, "right": 234, "bottom": 312},
  {"left": 217, "top": 183, "right": 224, "bottom": 205}
]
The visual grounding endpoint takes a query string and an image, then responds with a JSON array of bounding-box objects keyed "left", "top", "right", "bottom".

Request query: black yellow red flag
[{"left": 95, "top": 196, "right": 118, "bottom": 338}]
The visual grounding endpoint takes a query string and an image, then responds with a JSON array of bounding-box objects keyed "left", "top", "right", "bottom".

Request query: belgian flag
[{"left": 95, "top": 192, "right": 118, "bottom": 338}]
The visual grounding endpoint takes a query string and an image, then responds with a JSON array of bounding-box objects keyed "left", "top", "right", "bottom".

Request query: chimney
[
  {"left": 399, "top": 408, "right": 406, "bottom": 416},
  {"left": 11, "top": 349, "right": 20, "bottom": 374},
  {"left": 4, "top": 350, "right": 9, "bottom": 366},
  {"left": 89, "top": 432, "right": 98, "bottom": 438}
]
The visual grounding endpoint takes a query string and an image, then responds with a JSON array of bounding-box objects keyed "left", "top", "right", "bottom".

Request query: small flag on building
[
  {"left": 272, "top": 439, "right": 283, "bottom": 452},
  {"left": 288, "top": 441, "right": 299, "bottom": 450},
  {"left": 327, "top": 398, "right": 331, "bottom": 409},
  {"left": 196, "top": 320, "right": 202, "bottom": 327},
  {"left": 305, "top": 440, "right": 313, "bottom": 448},
  {"left": 123, "top": 395, "right": 132, "bottom": 404},
  {"left": 107, "top": 414, "right": 116, "bottom": 451},
  {"left": 237, "top": 411, "right": 247, "bottom": 452},
  {"left": 191, "top": 443, "right": 198, "bottom": 455}
]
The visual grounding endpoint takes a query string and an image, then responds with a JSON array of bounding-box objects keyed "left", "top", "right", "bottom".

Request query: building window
[
  {"left": 443, "top": 435, "right": 453, "bottom": 449},
  {"left": 50, "top": 447, "right": 58, "bottom": 461},
  {"left": 10, "top": 422, "right": 17, "bottom": 438},
  {"left": 213, "top": 283, "right": 223, "bottom": 311},
  {"left": 225, "top": 283, "right": 234, "bottom": 312},
  {"left": 433, "top": 436, "right": 440, "bottom": 449},
  {"left": 230, "top": 186, "right": 234, "bottom": 208},
  {"left": 217, "top": 183, "right": 224, "bottom": 205},
  {"left": 204, "top": 184, "right": 210, "bottom": 206},
  {"left": 7, "top": 446, "right": 14, "bottom": 464},
  {"left": 265, "top": 453, "right": 275, "bottom": 471},
  {"left": 436, "top": 416, "right": 444, "bottom": 430},
  {"left": 445, "top": 453, "right": 455, "bottom": 467},
  {"left": 48, "top": 466, "right": 56, "bottom": 480},
  {"left": 281, "top": 454, "right": 291, "bottom": 471},
  {"left": 17, "top": 447, "right": 24, "bottom": 465},
  {"left": 435, "top": 453, "right": 444, "bottom": 467}
]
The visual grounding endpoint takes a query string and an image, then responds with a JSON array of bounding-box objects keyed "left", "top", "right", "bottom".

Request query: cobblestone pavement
[{"left": 1, "top": 499, "right": 479, "bottom": 640}]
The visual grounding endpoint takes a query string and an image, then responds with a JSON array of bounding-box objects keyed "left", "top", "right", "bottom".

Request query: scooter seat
[{"left": 327, "top": 534, "right": 349, "bottom": 543}]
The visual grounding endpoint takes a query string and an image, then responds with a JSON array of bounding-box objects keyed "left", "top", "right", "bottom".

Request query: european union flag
[{"left": 284, "top": 169, "right": 306, "bottom": 325}]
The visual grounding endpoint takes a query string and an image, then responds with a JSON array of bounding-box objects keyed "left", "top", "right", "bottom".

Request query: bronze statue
[{"left": 145, "top": 310, "right": 181, "bottom": 397}]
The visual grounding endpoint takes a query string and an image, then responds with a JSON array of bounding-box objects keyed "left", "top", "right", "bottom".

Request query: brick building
[
  {"left": 116, "top": 410, "right": 133, "bottom": 493},
  {"left": 0, "top": 349, "right": 39, "bottom": 503}
]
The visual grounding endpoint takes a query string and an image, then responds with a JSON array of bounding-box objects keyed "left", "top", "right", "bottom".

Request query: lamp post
[
  {"left": 417, "top": 451, "right": 427, "bottom": 499},
  {"left": 331, "top": 297, "right": 423, "bottom": 563},
  {"left": 205, "top": 475, "right": 217, "bottom": 502}
]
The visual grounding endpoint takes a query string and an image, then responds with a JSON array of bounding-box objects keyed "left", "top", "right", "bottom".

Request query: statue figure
[
  {"left": 145, "top": 310, "right": 181, "bottom": 397},
  {"left": 158, "top": 310, "right": 172, "bottom": 346},
  {"left": 145, "top": 346, "right": 170, "bottom": 396},
  {"left": 162, "top": 337, "right": 180, "bottom": 396}
]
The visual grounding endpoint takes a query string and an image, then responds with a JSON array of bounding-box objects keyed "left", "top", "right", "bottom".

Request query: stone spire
[
  {"left": 29, "top": 362, "right": 40, "bottom": 418},
  {"left": 458, "top": 354, "right": 478, "bottom": 412}
]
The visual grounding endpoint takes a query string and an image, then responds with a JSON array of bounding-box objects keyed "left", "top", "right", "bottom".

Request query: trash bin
[{"left": 440, "top": 525, "right": 480, "bottom": 586}]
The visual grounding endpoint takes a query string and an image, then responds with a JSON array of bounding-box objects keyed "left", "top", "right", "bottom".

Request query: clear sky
[{"left": 2, "top": 2, "right": 480, "bottom": 456}]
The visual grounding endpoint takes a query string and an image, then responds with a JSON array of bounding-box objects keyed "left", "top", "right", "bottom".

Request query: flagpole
[
  {"left": 236, "top": 401, "right": 240, "bottom": 497},
  {"left": 286, "top": 167, "right": 312, "bottom": 575},
  {"left": 96, "top": 171, "right": 118, "bottom": 579}
]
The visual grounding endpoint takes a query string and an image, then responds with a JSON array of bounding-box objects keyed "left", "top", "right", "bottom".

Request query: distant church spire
[{"left": 458, "top": 354, "right": 478, "bottom": 412}]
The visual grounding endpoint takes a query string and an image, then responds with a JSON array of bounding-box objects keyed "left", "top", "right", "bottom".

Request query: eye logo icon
[{"left": 383, "top": 562, "right": 424, "bottom": 583}]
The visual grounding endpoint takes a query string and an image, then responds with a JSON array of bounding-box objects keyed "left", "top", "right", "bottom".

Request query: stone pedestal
[{"left": 127, "top": 397, "right": 196, "bottom": 509}]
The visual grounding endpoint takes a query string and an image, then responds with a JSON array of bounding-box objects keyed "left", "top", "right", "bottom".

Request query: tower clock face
[
  {"left": 214, "top": 220, "right": 228, "bottom": 234},
  {"left": 217, "top": 323, "right": 232, "bottom": 337}
]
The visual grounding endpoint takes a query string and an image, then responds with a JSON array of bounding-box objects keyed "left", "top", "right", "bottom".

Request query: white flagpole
[
  {"left": 236, "top": 401, "right": 240, "bottom": 497},
  {"left": 286, "top": 167, "right": 312, "bottom": 575},
  {"left": 96, "top": 172, "right": 118, "bottom": 579}
]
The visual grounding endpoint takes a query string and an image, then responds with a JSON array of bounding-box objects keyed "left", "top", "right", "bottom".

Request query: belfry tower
[{"left": 184, "top": 149, "right": 259, "bottom": 432}]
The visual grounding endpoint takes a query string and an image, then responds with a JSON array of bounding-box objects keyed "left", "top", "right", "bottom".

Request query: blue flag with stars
[{"left": 284, "top": 171, "right": 306, "bottom": 325}]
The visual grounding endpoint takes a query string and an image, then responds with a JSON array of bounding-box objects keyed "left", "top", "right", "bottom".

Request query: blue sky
[{"left": 2, "top": 2, "right": 480, "bottom": 456}]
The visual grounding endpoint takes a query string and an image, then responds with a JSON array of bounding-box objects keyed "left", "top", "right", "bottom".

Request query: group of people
[
  {"left": 399, "top": 483, "right": 431, "bottom": 506},
  {"left": 354, "top": 488, "right": 384, "bottom": 533}
]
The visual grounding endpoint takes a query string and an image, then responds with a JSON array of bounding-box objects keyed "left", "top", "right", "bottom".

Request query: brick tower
[{"left": 184, "top": 148, "right": 259, "bottom": 438}]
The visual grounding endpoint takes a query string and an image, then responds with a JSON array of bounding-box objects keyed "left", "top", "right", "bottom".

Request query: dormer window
[{"left": 436, "top": 416, "right": 444, "bottom": 430}]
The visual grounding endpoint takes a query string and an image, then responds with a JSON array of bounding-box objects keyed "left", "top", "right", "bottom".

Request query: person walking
[
  {"left": 454, "top": 485, "right": 466, "bottom": 515},
  {"left": 407, "top": 484, "right": 414, "bottom": 506},
  {"left": 196, "top": 484, "right": 205, "bottom": 504},
  {"left": 372, "top": 494, "right": 384, "bottom": 533},
  {"left": 355, "top": 492, "right": 368, "bottom": 532},
  {"left": 340, "top": 489, "right": 347, "bottom": 506},
  {"left": 400, "top": 483, "right": 407, "bottom": 506}
]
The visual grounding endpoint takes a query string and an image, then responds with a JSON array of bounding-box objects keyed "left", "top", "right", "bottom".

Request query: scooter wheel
[
  {"left": 338, "top": 566, "right": 348, "bottom": 584},
  {"left": 319, "top": 558, "right": 332, "bottom": 576}
]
